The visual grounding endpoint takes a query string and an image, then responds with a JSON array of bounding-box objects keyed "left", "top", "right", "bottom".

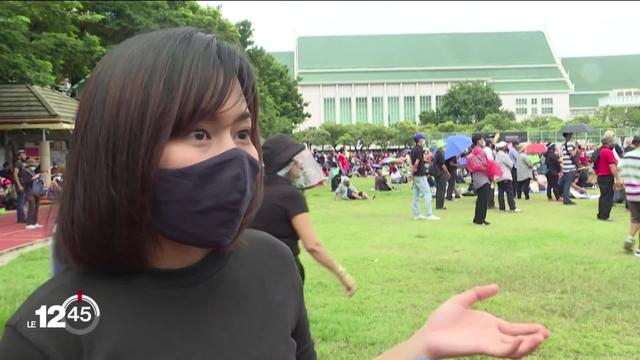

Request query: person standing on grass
[
  {"left": 337, "top": 147, "right": 351, "bottom": 177},
  {"left": 495, "top": 142, "right": 520, "bottom": 213},
  {"left": 509, "top": 141, "right": 519, "bottom": 194},
  {"left": 411, "top": 133, "right": 439, "bottom": 221},
  {"left": 622, "top": 136, "right": 640, "bottom": 256},
  {"left": 484, "top": 141, "right": 497, "bottom": 209},
  {"left": 468, "top": 135, "right": 491, "bottom": 226},
  {"left": 595, "top": 135, "right": 621, "bottom": 222},
  {"left": 516, "top": 144, "right": 534, "bottom": 200},
  {"left": 544, "top": 143, "right": 562, "bottom": 202},
  {"left": 559, "top": 132, "right": 578, "bottom": 205},
  {"left": 432, "top": 142, "right": 450, "bottom": 210},
  {"left": 251, "top": 134, "right": 356, "bottom": 295},
  {"left": 445, "top": 154, "right": 460, "bottom": 201}
]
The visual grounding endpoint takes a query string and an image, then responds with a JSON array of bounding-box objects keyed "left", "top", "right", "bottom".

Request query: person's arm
[
  {"left": 375, "top": 285, "right": 549, "bottom": 360},
  {"left": 12, "top": 167, "right": 23, "bottom": 192},
  {"left": 291, "top": 213, "right": 356, "bottom": 296}
]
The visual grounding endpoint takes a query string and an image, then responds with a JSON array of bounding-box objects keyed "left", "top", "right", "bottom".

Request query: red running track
[{"left": 0, "top": 206, "right": 55, "bottom": 253}]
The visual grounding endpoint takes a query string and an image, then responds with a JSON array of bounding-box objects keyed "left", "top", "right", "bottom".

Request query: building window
[
  {"left": 625, "top": 91, "right": 633, "bottom": 96},
  {"left": 372, "top": 97, "right": 384, "bottom": 125},
  {"left": 435, "top": 95, "right": 444, "bottom": 109},
  {"left": 542, "top": 107, "right": 554, "bottom": 114},
  {"left": 531, "top": 98, "right": 538, "bottom": 105},
  {"left": 516, "top": 108, "right": 528, "bottom": 115},
  {"left": 340, "top": 98, "right": 352, "bottom": 125},
  {"left": 531, "top": 108, "right": 538, "bottom": 115},
  {"left": 541, "top": 98, "right": 553, "bottom": 105},
  {"left": 634, "top": 91, "right": 640, "bottom": 96},
  {"left": 419, "top": 96, "right": 432, "bottom": 113},
  {"left": 323, "top": 98, "right": 336, "bottom": 123},
  {"left": 617, "top": 91, "right": 625, "bottom": 96},
  {"left": 356, "top": 97, "right": 368, "bottom": 124},
  {"left": 388, "top": 97, "right": 400, "bottom": 125},
  {"left": 404, "top": 96, "right": 416, "bottom": 122},
  {"left": 516, "top": 98, "right": 527, "bottom": 105}
]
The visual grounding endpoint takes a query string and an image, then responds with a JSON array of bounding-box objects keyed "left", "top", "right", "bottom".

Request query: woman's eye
[
  {"left": 235, "top": 129, "right": 251, "bottom": 141},
  {"left": 190, "top": 129, "right": 210, "bottom": 141}
]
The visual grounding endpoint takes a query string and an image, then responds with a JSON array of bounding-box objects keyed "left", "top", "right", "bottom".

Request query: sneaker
[
  {"left": 34, "top": 224, "right": 43, "bottom": 228},
  {"left": 624, "top": 237, "right": 635, "bottom": 253},
  {"left": 426, "top": 215, "right": 440, "bottom": 221},
  {"left": 25, "top": 225, "right": 37, "bottom": 230},
  {"left": 598, "top": 217, "right": 613, "bottom": 222},
  {"left": 483, "top": 221, "right": 491, "bottom": 226},
  {"left": 414, "top": 215, "right": 427, "bottom": 221},
  {"left": 510, "top": 209, "right": 523, "bottom": 213},
  {"left": 636, "top": 249, "right": 640, "bottom": 257}
]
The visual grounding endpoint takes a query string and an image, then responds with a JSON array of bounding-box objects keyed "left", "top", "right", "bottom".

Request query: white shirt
[{"left": 484, "top": 147, "right": 495, "bottom": 161}]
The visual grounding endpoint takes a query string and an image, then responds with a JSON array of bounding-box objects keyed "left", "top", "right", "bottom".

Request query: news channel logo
[{"left": 27, "top": 290, "right": 100, "bottom": 335}]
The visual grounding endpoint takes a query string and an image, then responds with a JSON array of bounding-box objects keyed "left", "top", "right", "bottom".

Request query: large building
[{"left": 271, "top": 31, "right": 640, "bottom": 129}]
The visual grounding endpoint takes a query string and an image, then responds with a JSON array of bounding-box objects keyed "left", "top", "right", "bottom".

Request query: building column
[
  {"left": 431, "top": 82, "right": 436, "bottom": 111},
  {"left": 383, "top": 83, "right": 389, "bottom": 127},
  {"left": 335, "top": 84, "right": 340, "bottom": 124},
  {"left": 415, "top": 82, "right": 420, "bottom": 124},
  {"left": 39, "top": 138, "right": 52, "bottom": 187},
  {"left": 399, "top": 83, "right": 404, "bottom": 122},
  {"left": 319, "top": 85, "right": 324, "bottom": 125},
  {"left": 3, "top": 131, "right": 10, "bottom": 166},
  {"left": 367, "top": 84, "right": 372, "bottom": 124},
  {"left": 351, "top": 84, "right": 356, "bottom": 124}
]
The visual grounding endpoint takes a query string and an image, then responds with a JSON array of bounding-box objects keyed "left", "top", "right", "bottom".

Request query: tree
[
  {"left": 337, "top": 133, "right": 355, "bottom": 150},
  {"left": 476, "top": 111, "right": 519, "bottom": 131},
  {"left": 320, "top": 123, "right": 348, "bottom": 150},
  {"left": 439, "top": 81, "right": 502, "bottom": 125},
  {"left": 437, "top": 121, "right": 457, "bottom": 133},
  {"left": 392, "top": 121, "right": 419, "bottom": 148},
  {"left": 236, "top": 20, "right": 309, "bottom": 137},
  {"left": 0, "top": 1, "right": 241, "bottom": 86},
  {"left": 419, "top": 110, "right": 440, "bottom": 125}
]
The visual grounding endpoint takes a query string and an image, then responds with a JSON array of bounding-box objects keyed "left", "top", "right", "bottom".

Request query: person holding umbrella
[
  {"left": 431, "top": 140, "right": 450, "bottom": 210},
  {"left": 252, "top": 134, "right": 357, "bottom": 295}
]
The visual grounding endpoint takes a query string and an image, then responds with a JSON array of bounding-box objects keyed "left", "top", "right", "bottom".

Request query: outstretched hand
[{"left": 419, "top": 284, "right": 550, "bottom": 359}]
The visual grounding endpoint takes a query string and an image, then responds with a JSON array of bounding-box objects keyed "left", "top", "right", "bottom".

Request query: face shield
[{"left": 287, "top": 149, "right": 327, "bottom": 189}]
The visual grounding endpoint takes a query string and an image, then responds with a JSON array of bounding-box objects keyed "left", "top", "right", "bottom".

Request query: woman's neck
[{"left": 149, "top": 237, "right": 213, "bottom": 270}]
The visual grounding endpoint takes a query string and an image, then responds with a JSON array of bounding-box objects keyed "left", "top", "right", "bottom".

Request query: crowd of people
[{"left": 312, "top": 129, "right": 640, "bottom": 257}]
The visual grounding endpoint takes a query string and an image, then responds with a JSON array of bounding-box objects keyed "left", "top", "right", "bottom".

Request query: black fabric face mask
[{"left": 152, "top": 148, "right": 260, "bottom": 248}]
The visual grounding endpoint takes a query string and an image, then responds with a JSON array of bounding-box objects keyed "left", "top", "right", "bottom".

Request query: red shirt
[{"left": 596, "top": 147, "right": 617, "bottom": 176}]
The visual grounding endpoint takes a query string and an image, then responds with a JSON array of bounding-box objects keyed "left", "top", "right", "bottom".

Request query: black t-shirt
[
  {"left": 445, "top": 156, "right": 457, "bottom": 173},
  {"left": 0, "top": 229, "right": 315, "bottom": 360},
  {"left": 251, "top": 176, "right": 309, "bottom": 257},
  {"left": 410, "top": 145, "right": 426, "bottom": 177},
  {"left": 13, "top": 160, "right": 29, "bottom": 186},
  {"left": 431, "top": 150, "right": 445, "bottom": 176}
]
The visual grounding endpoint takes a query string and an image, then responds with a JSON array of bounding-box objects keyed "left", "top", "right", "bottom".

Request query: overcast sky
[{"left": 199, "top": 1, "right": 640, "bottom": 58}]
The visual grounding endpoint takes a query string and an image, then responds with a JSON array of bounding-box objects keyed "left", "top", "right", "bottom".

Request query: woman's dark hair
[{"left": 56, "top": 27, "right": 262, "bottom": 274}]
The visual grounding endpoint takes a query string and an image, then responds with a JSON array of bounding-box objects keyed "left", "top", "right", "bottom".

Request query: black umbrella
[{"left": 560, "top": 123, "right": 595, "bottom": 133}]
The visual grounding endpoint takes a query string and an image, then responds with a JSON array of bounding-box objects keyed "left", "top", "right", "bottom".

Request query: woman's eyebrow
[{"left": 233, "top": 111, "right": 252, "bottom": 124}]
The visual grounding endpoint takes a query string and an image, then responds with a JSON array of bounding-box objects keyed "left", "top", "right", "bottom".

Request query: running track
[{"left": 0, "top": 206, "right": 54, "bottom": 253}]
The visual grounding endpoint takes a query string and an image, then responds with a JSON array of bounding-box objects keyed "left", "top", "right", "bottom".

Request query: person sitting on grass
[
  {"left": 374, "top": 170, "right": 396, "bottom": 192},
  {"left": 335, "top": 177, "right": 373, "bottom": 200}
]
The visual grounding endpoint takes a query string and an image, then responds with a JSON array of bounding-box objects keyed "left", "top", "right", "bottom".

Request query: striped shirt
[
  {"left": 561, "top": 141, "right": 576, "bottom": 173},
  {"left": 620, "top": 148, "right": 640, "bottom": 202}
]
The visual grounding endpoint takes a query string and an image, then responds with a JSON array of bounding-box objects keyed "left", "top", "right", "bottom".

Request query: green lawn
[{"left": 1, "top": 178, "right": 639, "bottom": 359}]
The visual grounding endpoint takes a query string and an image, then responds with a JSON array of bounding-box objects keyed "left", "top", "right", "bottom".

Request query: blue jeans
[
  {"left": 16, "top": 190, "right": 26, "bottom": 223},
  {"left": 412, "top": 176, "right": 433, "bottom": 217},
  {"left": 560, "top": 171, "right": 575, "bottom": 203}
]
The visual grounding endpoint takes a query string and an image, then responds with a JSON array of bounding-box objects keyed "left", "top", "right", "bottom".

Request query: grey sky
[{"left": 199, "top": 1, "right": 640, "bottom": 58}]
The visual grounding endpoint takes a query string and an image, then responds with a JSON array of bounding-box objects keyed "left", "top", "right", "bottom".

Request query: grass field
[{"left": 1, "top": 178, "right": 639, "bottom": 359}]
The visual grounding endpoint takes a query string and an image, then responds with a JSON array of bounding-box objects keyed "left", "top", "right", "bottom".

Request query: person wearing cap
[
  {"left": 621, "top": 136, "right": 640, "bottom": 255},
  {"left": 431, "top": 140, "right": 450, "bottom": 210},
  {"left": 515, "top": 144, "right": 534, "bottom": 200},
  {"left": 495, "top": 142, "right": 520, "bottom": 213},
  {"left": 251, "top": 134, "right": 356, "bottom": 296},
  {"left": 468, "top": 135, "right": 491, "bottom": 225},
  {"left": 543, "top": 143, "right": 562, "bottom": 201},
  {"left": 12, "top": 149, "right": 28, "bottom": 223},
  {"left": 410, "top": 133, "right": 439, "bottom": 220},
  {"left": 595, "top": 134, "right": 621, "bottom": 221},
  {"left": 559, "top": 132, "right": 578, "bottom": 205}
]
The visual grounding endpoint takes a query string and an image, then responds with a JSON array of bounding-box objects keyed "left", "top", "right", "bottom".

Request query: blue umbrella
[{"left": 444, "top": 135, "right": 472, "bottom": 159}]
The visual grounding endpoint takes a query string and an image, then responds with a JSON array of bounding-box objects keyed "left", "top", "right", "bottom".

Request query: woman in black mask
[
  {"left": 252, "top": 134, "right": 356, "bottom": 296},
  {"left": 0, "top": 27, "right": 549, "bottom": 360}
]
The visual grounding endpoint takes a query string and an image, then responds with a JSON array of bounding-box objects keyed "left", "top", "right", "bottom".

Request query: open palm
[{"left": 420, "top": 284, "right": 550, "bottom": 359}]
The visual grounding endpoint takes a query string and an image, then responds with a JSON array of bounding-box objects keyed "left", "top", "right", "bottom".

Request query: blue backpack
[{"left": 32, "top": 178, "right": 46, "bottom": 197}]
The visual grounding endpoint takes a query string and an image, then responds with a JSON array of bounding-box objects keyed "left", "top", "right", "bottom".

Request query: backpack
[
  {"left": 32, "top": 177, "right": 46, "bottom": 197},
  {"left": 591, "top": 148, "right": 601, "bottom": 172}
]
